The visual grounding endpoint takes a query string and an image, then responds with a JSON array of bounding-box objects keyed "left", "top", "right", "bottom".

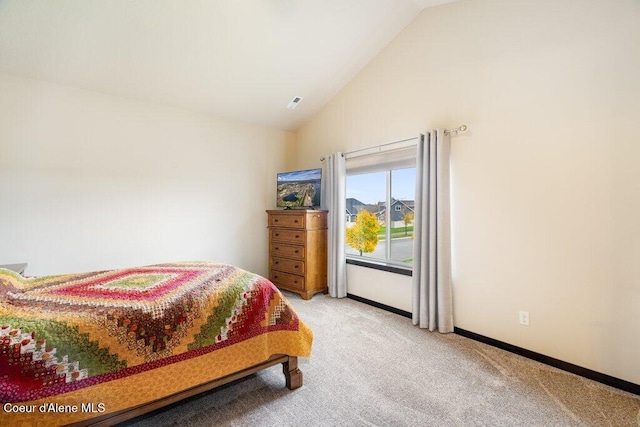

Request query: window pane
[
  {"left": 389, "top": 168, "right": 416, "bottom": 265},
  {"left": 345, "top": 172, "right": 385, "bottom": 260},
  {"left": 345, "top": 167, "right": 415, "bottom": 268}
]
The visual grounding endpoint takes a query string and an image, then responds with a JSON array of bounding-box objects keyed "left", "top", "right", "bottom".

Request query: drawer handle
[
  {"left": 294, "top": 220, "right": 299, "bottom": 223},
  {"left": 275, "top": 247, "right": 279, "bottom": 250},
  {"left": 294, "top": 265, "right": 299, "bottom": 269},
  {"left": 294, "top": 280, "right": 298, "bottom": 284},
  {"left": 295, "top": 250, "right": 299, "bottom": 254},
  {"left": 274, "top": 219, "right": 279, "bottom": 222},
  {"left": 275, "top": 233, "right": 279, "bottom": 237},
  {"left": 274, "top": 275, "right": 279, "bottom": 279},
  {"left": 295, "top": 235, "right": 299, "bottom": 238},
  {"left": 275, "top": 261, "right": 279, "bottom": 265}
]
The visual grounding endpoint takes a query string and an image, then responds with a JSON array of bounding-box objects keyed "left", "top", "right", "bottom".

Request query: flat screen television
[{"left": 277, "top": 168, "right": 322, "bottom": 209}]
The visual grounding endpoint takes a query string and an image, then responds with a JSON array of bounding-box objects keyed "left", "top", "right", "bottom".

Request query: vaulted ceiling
[{"left": 0, "top": 0, "right": 458, "bottom": 131}]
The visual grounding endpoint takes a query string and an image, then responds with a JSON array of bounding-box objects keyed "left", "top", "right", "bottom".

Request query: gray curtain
[
  {"left": 412, "top": 130, "right": 453, "bottom": 332},
  {"left": 322, "top": 153, "right": 347, "bottom": 298}
]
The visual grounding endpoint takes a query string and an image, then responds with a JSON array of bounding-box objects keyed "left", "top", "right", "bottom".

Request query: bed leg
[{"left": 283, "top": 356, "right": 303, "bottom": 390}]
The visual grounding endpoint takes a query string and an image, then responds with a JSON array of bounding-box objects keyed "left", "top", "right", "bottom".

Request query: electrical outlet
[{"left": 519, "top": 311, "right": 530, "bottom": 326}]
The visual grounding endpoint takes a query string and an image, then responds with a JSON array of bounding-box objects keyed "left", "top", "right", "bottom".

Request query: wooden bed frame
[{"left": 67, "top": 355, "right": 302, "bottom": 427}]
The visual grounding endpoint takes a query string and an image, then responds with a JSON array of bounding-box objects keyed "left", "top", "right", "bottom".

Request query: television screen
[{"left": 277, "top": 168, "right": 322, "bottom": 208}]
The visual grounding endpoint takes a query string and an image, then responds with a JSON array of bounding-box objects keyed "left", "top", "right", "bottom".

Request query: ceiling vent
[{"left": 286, "top": 96, "right": 303, "bottom": 109}]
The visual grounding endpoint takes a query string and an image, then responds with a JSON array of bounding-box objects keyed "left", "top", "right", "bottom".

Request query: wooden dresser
[{"left": 267, "top": 209, "right": 328, "bottom": 300}]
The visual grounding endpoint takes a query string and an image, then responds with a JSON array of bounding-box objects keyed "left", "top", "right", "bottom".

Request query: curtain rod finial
[{"left": 445, "top": 125, "right": 468, "bottom": 135}]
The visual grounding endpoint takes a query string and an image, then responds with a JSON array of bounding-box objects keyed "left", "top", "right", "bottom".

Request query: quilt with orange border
[{"left": 0, "top": 261, "right": 312, "bottom": 425}]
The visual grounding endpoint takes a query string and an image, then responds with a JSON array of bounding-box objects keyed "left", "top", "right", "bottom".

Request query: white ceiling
[{"left": 0, "top": 0, "right": 458, "bottom": 131}]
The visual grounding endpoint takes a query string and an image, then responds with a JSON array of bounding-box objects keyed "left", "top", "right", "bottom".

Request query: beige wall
[
  {"left": 295, "top": 0, "right": 640, "bottom": 385},
  {"left": 0, "top": 72, "right": 294, "bottom": 277}
]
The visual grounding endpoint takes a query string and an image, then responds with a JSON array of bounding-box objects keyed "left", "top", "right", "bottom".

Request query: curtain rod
[
  {"left": 320, "top": 136, "right": 417, "bottom": 162},
  {"left": 320, "top": 125, "right": 467, "bottom": 161}
]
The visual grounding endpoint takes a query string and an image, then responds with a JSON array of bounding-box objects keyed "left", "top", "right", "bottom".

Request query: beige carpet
[{"left": 122, "top": 293, "right": 640, "bottom": 426}]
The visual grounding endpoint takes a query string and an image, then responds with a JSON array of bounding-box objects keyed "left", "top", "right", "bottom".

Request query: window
[{"left": 344, "top": 139, "right": 417, "bottom": 271}]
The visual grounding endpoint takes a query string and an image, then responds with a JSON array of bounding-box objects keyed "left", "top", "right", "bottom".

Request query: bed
[{"left": 0, "top": 261, "right": 313, "bottom": 426}]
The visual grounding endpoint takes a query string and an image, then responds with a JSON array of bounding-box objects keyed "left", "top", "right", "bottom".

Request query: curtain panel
[
  {"left": 412, "top": 130, "right": 454, "bottom": 332},
  {"left": 321, "top": 153, "right": 347, "bottom": 298}
]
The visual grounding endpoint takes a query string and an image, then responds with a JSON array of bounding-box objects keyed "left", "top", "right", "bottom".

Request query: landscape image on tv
[{"left": 277, "top": 168, "right": 322, "bottom": 208}]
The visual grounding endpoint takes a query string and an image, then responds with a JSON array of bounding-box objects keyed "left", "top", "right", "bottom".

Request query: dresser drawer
[
  {"left": 270, "top": 270, "right": 305, "bottom": 291},
  {"left": 268, "top": 213, "right": 305, "bottom": 229},
  {"left": 270, "top": 257, "right": 305, "bottom": 275},
  {"left": 271, "top": 242, "right": 305, "bottom": 259},
  {"left": 270, "top": 228, "right": 306, "bottom": 244}
]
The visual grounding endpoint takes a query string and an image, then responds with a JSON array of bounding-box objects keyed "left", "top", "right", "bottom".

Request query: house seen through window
[{"left": 345, "top": 167, "right": 416, "bottom": 268}]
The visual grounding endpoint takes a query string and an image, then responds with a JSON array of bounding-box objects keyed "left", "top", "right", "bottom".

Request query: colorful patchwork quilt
[{"left": 0, "top": 261, "right": 313, "bottom": 425}]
